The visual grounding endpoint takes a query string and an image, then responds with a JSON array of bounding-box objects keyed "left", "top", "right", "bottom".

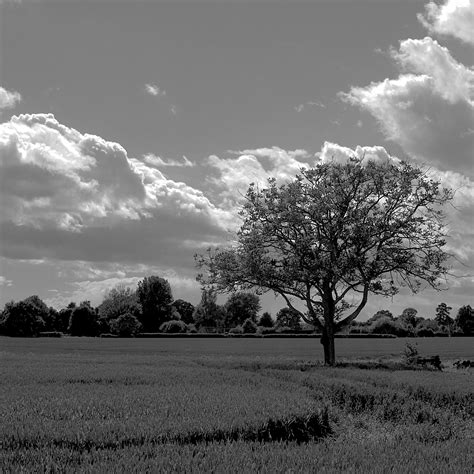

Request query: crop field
[{"left": 1, "top": 337, "right": 473, "bottom": 472}]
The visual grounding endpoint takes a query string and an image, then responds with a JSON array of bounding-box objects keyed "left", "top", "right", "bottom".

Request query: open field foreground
[{"left": 1, "top": 338, "right": 473, "bottom": 473}]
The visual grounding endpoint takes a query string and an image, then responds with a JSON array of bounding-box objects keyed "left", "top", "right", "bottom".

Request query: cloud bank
[{"left": 0, "top": 113, "right": 231, "bottom": 266}]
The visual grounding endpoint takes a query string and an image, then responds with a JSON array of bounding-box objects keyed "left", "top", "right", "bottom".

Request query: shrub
[
  {"left": 403, "top": 342, "right": 419, "bottom": 364},
  {"left": 187, "top": 323, "right": 197, "bottom": 333},
  {"left": 110, "top": 312, "right": 142, "bottom": 337},
  {"left": 68, "top": 301, "right": 99, "bottom": 337},
  {"left": 160, "top": 320, "right": 188, "bottom": 333},
  {"left": 369, "top": 317, "right": 408, "bottom": 336},
  {"left": 242, "top": 318, "right": 258, "bottom": 334},
  {"left": 259, "top": 312, "right": 274, "bottom": 328},
  {"left": 229, "top": 325, "right": 244, "bottom": 334}
]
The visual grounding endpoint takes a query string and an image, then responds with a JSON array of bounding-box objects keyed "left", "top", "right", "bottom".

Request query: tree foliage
[
  {"left": 192, "top": 289, "right": 225, "bottom": 330},
  {"left": 98, "top": 284, "right": 141, "bottom": 323},
  {"left": 172, "top": 299, "right": 195, "bottom": 324},
  {"left": 224, "top": 292, "right": 261, "bottom": 328},
  {"left": 110, "top": 312, "right": 142, "bottom": 337},
  {"left": 435, "top": 302, "right": 453, "bottom": 332},
  {"left": 68, "top": 301, "right": 99, "bottom": 336},
  {"left": 196, "top": 159, "right": 453, "bottom": 364},
  {"left": 242, "top": 318, "right": 258, "bottom": 334},
  {"left": 0, "top": 296, "right": 48, "bottom": 336},
  {"left": 455, "top": 305, "right": 474, "bottom": 335},
  {"left": 275, "top": 307, "right": 302, "bottom": 332},
  {"left": 136, "top": 276, "right": 173, "bottom": 332},
  {"left": 259, "top": 311, "right": 274, "bottom": 328}
]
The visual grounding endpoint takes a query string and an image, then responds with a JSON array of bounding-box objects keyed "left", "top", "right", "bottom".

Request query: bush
[
  {"left": 187, "top": 323, "right": 197, "bottom": 333},
  {"left": 68, "top": 301, "right": 99, "bottom": 337},
  {"left": 229, "top": 325, "right": 244, "bottom": 334},
  {"left": 369, "top": 317, "right": 408, "bottom": 336},
  {"left": 110, "top": 312, "right": 142, "bottom": 337},
  {"left": 259, "top": 312, "right": 274, "bottom": 328},
  {"left": 160, "top": 320, "right": 188, "bottom": 333},
  {"left": 242, "top": 318, "right": 258, "bottom": 334},
  {"left": 403, "top": 342, "right": 419, "bottom": 364}
]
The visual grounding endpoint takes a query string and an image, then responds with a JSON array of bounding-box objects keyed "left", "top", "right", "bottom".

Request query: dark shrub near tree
[
  {"left": 259, "top": 312, "right": 274, "bottom": 328},
  {"left": 68, "top": 301, "right": 99, "bottom": 336}
]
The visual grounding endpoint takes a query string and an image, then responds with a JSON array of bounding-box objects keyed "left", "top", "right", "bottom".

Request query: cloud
[
  {"left": 0, "top": 86, "right": 21, "bottom": 110},
  {"left": 318, "top": 141, "right": 400, "bottom": 166},
  {"left": 143, "top": 154, "right": 194, "bottom": 168},
  {"left": 418, "top": 0, "right": 474, "bottom": 45},
  {"left": 145, "top": 83, "right": 166, "bottom": 97},
  {"left": 208, "top": 147, "right": 315, "bottom": 207},
  {"left": 294, "top": 100, "right": 326, "bottom": 112},
  {"left": 342, "top": 37, "right": 474, "bottom": 175},
  {"left": 0, "top": 113, "right": 231, "bottom": 264},
  {"left": 0, "top": 276, "right": 13, "bottom": 287}
]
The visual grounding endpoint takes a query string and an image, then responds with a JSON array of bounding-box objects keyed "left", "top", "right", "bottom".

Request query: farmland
[{"left": 1, "top": 337, "right": 473, "bottom": 472}]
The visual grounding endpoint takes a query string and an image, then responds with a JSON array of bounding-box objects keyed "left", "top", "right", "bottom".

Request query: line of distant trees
[{"left": 0, "top": 275, "right": 473, "bottom": 337}]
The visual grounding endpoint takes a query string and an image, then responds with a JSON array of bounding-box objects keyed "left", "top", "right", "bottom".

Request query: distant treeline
[{"left": 1, "top": 276, "right": 473, "bottom": 337}]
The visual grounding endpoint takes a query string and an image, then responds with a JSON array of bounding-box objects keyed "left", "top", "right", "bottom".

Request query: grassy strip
[{"left": 0, "top": 409, "right": 331, "bottom": 451}]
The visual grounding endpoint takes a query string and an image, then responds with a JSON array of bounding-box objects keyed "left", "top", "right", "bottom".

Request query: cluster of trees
[
  {"left": 0, "top": 276, "right": 312, "bottom": 337},
  {"left": 350, "top": 304, "right": 474, "bottom": 337},
  {"left": 1, "top": 279, "right": 473, "bottom": 338}
]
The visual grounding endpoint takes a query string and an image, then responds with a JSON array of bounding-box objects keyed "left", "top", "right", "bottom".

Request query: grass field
[{"left": 1, "top": 337, "right": 473, "bottom": 472}]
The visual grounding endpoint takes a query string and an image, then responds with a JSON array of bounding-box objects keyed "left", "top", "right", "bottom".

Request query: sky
[{"left": 0, "top": 0, "right": 473, "bottom": 320}]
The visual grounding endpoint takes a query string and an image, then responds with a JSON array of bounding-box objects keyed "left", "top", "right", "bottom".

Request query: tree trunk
[{"left": 320, "top": 326, "right": 336, "bottom": 366}]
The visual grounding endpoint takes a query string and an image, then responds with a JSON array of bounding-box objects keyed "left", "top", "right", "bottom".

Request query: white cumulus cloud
[
  {"left": 418, "top": 0, "right": 474, "bottom": 45},
  {"left": 0, "top": 113, "right": 231, "bottom": 264},
  {"left": 342, "top": 37, "right": 474, "bottom": 175}
]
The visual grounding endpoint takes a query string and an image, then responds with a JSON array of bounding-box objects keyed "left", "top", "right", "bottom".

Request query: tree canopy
[
  {"left": 137, "top": 276, "right": 173, "bottom": 332},
  {"left": 196, "top": 158, "right": 453, "bottom": 364},
  {"left": 224, "top": 292, "right": 261, "bottom": 328}
]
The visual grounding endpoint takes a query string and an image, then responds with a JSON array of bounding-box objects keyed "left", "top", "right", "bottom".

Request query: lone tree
[{"left": 196, "top": 159, "right": 453, "bottom": 365}]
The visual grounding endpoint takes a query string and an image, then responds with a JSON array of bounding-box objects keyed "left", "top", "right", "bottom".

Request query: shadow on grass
[{"left": 2, "top": 410, "right": 332, "bottom": 452}]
